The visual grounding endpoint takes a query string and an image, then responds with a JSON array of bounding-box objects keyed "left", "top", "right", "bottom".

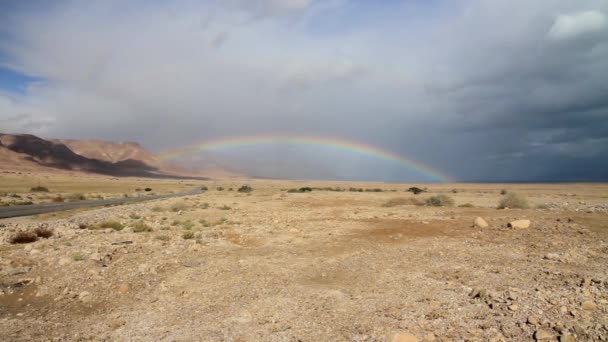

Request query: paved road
[{"left": 0, "top": 187, "right": 203, "bottom": 219}]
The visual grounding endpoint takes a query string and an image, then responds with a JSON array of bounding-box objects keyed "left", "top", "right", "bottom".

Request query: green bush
[
  {"left": 497, "top": 193, "right": 529, "bottom": 209},
  {"left": 407, "top": 187, "right": 425, "bottom": 195},
  {"left": 426, "top": 195, "right": 455, "bottom": 207}
]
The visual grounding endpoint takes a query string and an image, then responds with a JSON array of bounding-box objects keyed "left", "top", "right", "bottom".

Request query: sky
[{"left": 1, "top": 0, "right": 607, "bottom": 182}]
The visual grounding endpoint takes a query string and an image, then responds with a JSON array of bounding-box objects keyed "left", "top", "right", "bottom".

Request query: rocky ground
[{"left": 0, "top": 182, "right": 607, "bottom": 341}]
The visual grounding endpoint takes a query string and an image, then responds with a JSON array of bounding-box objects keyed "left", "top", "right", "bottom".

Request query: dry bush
[
  {"left": 52, "top": 196, "right": 65, "bottom": 202},
  {"left": 33, "top": 226, "right": 54, "bottom": 238},
  {"left": 10, "top": 231, "right": 38, "bottom": 244},
  {"left": 182, "top": 231, "right": 195, "bottom": 239},
  {"left": 31, "top": 186, "right": 49, "bottom": 192},
  {"left": 426, "top": 195, "right": 455, "bottom": 207},
  {"left": 170, "top": 202, "right": 188, "bottom": 212},
  {"left": 66, "top": 193, "right": 86, "bottom": 201},
  {"left": 497, "top": 193, "right": 529, "bottom": 209},
  {"left": 382, "top": 197, "right": 424, "bottom": 207},
  {"left": 458, "top": 203, "right": 475, "bottom": 208},
  {"left": 238, "top": 185, "right": 252, "bottom": 193}
]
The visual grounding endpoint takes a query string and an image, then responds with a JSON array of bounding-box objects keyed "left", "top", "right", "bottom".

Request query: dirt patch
[{"left": 351, "top": 218, "right": 465, "bottom": 242}]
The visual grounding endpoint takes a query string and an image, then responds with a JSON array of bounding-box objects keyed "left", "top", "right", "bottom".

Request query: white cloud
[{"left": 548, "top": 10, "right": 607, "bottom": 40}]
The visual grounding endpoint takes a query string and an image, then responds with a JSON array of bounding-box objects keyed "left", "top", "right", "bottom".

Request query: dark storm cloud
[{"left": 0, "top": 0, "right": 607, "bottom": 181}]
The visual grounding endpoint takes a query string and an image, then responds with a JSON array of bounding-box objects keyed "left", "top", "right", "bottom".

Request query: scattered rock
[
  {"left": 78, "top": 291, "right": 91, "bottom": 302},
  {"left": 474, "top": 217, "right": 489, "bottom": 228},
  {"left": 423, "top": 333, "right": 436, "bottom": 341},
  {"left": 58, "top": 257, "right": 71, "bottom": 266},
  {"left": 508, "top": 219, "right": 531, "bottom": 229},
  {"left": 527, "top": 316, "right": 540, "bottom": 326},
  {"left": 117, "top": 284, "right": 129, "bottom": 294},
  {"left": 508, "top": 304, "right": 519, "bottom": 311},
  {"left": 390, "top": 332, "right": 419, "bottom": 342},
  {"left": 534, "top": 329, "right": 553, "bottom": 340},
  {"left": 109, "top": 318, "right": 126, "bottom": 330},
  {"left": 559, "top": 334, "right": 575, "bottom": 342},
  {"left": 582, "top": 300, "right": 597, "bottom": 311},
  {"left": 544, "top": 253, "right": 560, "bottom": 261}
]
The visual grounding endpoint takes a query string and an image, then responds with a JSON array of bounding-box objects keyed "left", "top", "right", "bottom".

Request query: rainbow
[{"left": 158, "top": 135, "right": 453, "bottom": 182}]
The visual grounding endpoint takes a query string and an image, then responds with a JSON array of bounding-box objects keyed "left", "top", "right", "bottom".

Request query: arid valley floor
[{"left": 1, "top": 175, "right": 607, "bottom": 341}]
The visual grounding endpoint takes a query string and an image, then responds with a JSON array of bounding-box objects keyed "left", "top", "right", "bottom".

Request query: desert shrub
[
  {"left": 216, "top": 187, "right": 224, "bottom": 191},
  {"left": 78, "top": 223, "right": 88, "bottom": 229},
  {"left": 156, "top": 235, "right": 170, "bottom": 241},
  {"left": 34, "top": 226, "right": 54, "bottom": 238},
  {"left": 536, "top": 203, "right": 550, "bottom": 209},
  {"left": 31, "top": 186, "right": 49, "bottom": 192},
  {"left": 426, "top": 195, "right": 455, "bottom": 207},
  {"left": 200, "top": 218, "right": 227, "bottom": 227},
  {"left": 16, "top": 201, "right": 34, "bottom": 205},
  {"left": 66, "top": 193, "right": 86, "bottom": 201},
  {"left": 452, "top": 189, "right": 458, "bottom": 193},
  {"left": 180, "top": 220, "right": 195, "bottom": 230},
  {"left": 52, "top": 196, "right": 65, "bottom": 202},
  {"left": 201, "top": 186, "right": 208, "bottom": 191},
  {"left": 458, "top": 203, "right": 475, "bottom": 208},
  {"left": 500, "top": 189, "right": 508, "bottom": 195},
  {"left": 182, "top": 231, "right": 195, "bottom": 239},
  {"left": 144, "top": 188, "right": 152, "bottom": 192},
  {"left": 132, "top": 221, "right": 153, "bottom": 233},
  {"left": 72, "top": 253, "right": 85, "bottom": 261},
  {"left": 170, "top": 202, "right": 188, "bottom": 212},
  {"left": 382, "top": 197, "right": 424, "bottom": 207},
  {"left": 151, "top": 206, "right": 164, "bottom": 212},
  {"left": 218, "top": 205, "right": 232, "bottom": 210},
  {"left": 200, "top": 203, "right": 209, "bottom": 209},
  {"left": 407, "top": 187, "right": 425, "bottom": 195},
  {"left": 497, "top": 193, "right": 529, "bottom": 209},
  {"left": 10, "top": 231, "right": 38, "bottom": 244},
  {"left": 238, "top": 185, "right": 252, "bottom": 193},
  {"left": 97, "top": 220, "right": 124, "bottom": 231},
  {"left": 365, "top": 188, "right": 384, "bottom": 192},
  {"left": 129, "top": 213, "right": 142, "bottom": 220}
]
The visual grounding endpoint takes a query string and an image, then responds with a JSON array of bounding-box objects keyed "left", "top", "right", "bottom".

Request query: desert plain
[{"left": 1, "top": 174, "right": 607, "bottom": 341}]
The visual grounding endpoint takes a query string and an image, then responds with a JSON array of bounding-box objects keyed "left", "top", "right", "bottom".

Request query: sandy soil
[{"left": 1, "top": 181, "right": 607, "bottom": 341}]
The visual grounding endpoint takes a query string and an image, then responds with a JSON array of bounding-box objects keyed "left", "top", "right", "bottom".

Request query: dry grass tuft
[
  {"left": 132, "top": 221, "right": 153, "bottom": 233},
  {"left": 96, "top": 220, "right": 124, "bottom": 231}
]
